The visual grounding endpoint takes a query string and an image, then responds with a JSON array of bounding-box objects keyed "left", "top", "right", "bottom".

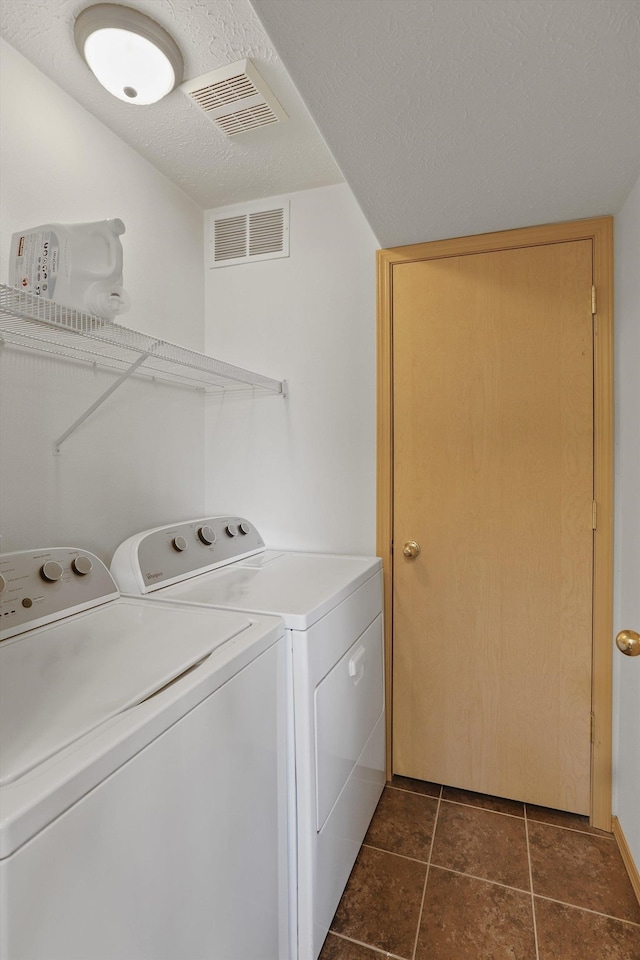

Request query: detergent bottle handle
[{"left": 81, "top": 219, "right": 125, "bottom": 280}]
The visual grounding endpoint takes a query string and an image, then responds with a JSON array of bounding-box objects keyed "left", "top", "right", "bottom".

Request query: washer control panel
[
  {"left": 111, "top": 517, "right": 266, "bottom": 594},
  {"left": 0, "top": 548, "right": 118, "bottom": 642}
]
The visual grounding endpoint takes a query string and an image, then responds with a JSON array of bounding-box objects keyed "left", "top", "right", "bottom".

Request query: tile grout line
[
  {"left": 524, "top": 807, "right": 541, "bottom": 960},
  {"left": 422, "top": 794, "right": 614, "bottom": 836},
  {"left": 387, "top": 784, "right": 441, "bottom": 800},
  {"left": 526, "top": 821, "right": 614, "bottom": 839},
  {"left": 327, "top": 930, "right": 408, "bottom": 960},
  {"left": 388, "top": 785, "right": 525, "bottom": 820},
  {"left": 524, "top": 804, "right": 615, "bottom": 840},
  {"left": 439, "top": 798, "right": 525, "bottom": 821},
  {"left": 532, "top": 893, "right": 640, "bottom": 928},
  {"left": 398, "top": 860, "right": 640, "bottom": 928},
  {"left": 391, "top": 785, "right": 615, "bottom": 839},
  {"left": 411, "top": 783, "right": 442, "bottom": 960},
  {"left": 361, "top": 842, "right": 430, "bottom": 866},
  {"left": 360, "top": 844, "right": 531, "bottom": 896},
  {"left": 426, "top": 863, "right": 533, "bottom": 895}
]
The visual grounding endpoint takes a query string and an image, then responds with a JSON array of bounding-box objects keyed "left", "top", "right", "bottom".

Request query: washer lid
[{"left": 0, "top": 597, "right": 251, "bottom": 785}]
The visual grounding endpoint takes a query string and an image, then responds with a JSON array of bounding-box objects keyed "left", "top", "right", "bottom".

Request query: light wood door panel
[{"left": 392, "top": 240, "right": 594, "bottom": 812}]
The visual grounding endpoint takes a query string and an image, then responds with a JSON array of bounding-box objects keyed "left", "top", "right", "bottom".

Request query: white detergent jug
[{"left": 10, "top": 218, "right": 131, "bottom": 320}]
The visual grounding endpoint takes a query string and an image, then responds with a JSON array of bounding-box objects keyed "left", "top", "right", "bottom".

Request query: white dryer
[
  {"left": 111, "top": 517, "right": 386, "bottom": 960},
  {"left": 0, "top": 547, "right": 289, "bottom": 960}
]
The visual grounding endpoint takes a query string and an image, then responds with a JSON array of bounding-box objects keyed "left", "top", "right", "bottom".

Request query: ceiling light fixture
[{"left": 74, "top": 3, "right": 184, "bottom": 105}]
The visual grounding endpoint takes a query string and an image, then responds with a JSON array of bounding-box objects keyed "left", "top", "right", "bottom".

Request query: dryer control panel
[
  {"left": 111, "top": 517, "right": 265, "bottom": 594},
  {"left": 0, "top": 549, "right": 118, "bottom": 641}
]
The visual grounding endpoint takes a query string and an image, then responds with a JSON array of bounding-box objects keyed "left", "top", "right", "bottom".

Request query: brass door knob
[
  {"left": 402, "top": 540, "right": 421, "bottom": 559},
  {"left": 616, "top": 630, "right": 640, "bottom": 657}
]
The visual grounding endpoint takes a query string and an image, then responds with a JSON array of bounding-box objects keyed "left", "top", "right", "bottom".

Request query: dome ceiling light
[{"left": 74, "top": 3, "right": 184, "bottom": 105}]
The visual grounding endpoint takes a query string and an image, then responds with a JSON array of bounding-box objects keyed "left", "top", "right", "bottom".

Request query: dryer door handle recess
[{"left": 348, "top": 646, "right": 367, "bottom": 685}]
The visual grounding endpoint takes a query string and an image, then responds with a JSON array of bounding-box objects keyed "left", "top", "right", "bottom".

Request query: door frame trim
[{"left": 376, "top": 217, "right": 613, "bottom": 830}]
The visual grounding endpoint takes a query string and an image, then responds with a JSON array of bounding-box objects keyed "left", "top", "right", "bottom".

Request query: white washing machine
[
  {"left": 111, "top": 517, "right": 386, "bottom": 960},
  {"left": 0, "top": 547, "right": 290, "bottom": 960}
]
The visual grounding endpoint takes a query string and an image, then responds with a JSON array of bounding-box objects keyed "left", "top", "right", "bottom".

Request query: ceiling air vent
[
  {"left": 182, "top": 59, "right": 287, "bottom": 136},
  {"left": 208, "top": 200, "right": 290, "bottom": 268}
]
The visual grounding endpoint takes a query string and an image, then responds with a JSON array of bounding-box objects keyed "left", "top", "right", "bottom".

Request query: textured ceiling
[
  {"left": 0, "top": 0, "right": 343, "bottom": 209},
  {"left": 252, "top": 0, "right": 640, "bottom": 247},
  {"left": 2, "top": 1, "right": 638, "bottom": 244}
]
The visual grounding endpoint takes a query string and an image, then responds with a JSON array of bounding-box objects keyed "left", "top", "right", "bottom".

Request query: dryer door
[{"left": 314, "top": 614, "right": 384, "bottom": 831}]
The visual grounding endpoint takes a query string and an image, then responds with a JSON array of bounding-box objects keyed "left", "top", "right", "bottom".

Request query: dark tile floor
[{"left": 320, "top": 777, "right": 640, "bottom": 960}]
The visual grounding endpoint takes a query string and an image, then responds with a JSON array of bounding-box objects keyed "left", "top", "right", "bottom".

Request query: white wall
[
  {"left": 613, "top": 173, "right": 640, "bottom": 867},
  {"left": 204, "top": 184, "right": 379, "bottom": 554},
  {"left": 0, "top": 40, "right": 205, "bottom": 562}
]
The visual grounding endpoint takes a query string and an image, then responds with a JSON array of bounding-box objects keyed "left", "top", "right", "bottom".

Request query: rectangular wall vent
[
  {"left": 208, "top": 200, "right": 290, "bottom": 268},
  {"left": 182, "top": 59, "right": 287, "bottom": 137}
]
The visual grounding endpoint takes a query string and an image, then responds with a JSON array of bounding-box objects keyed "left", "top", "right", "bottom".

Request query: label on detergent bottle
[{"left": 14, "top": 230, "right": 59, "bottom": 300}]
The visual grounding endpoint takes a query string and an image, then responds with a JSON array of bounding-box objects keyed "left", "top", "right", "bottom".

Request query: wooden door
[{"left": 391, "top": 239, "right": 595, "bottom": 813}]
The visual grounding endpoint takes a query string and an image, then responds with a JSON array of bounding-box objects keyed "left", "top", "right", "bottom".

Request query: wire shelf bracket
[{"left": 52, "top": 350, "right": 155, "bottom": 454}]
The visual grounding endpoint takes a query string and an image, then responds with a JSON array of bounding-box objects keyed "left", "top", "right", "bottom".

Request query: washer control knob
[
  {"left": 239, "top": 522, "right": 251, "bottom": 535},
  {"left": 41, "top": 560, "right": 64, "bottom": 582},
  {"left": 0, "top": 574, "right": 6, "bottom": 593},
  {"left": 172, "top": 536, "right": 188, "bottom": 552},
  {"left": 72, "top": 555, "right": 93, "bottom": 576},
  {"left": 226, "top": 523, "right": 239, "bottom": 537},
  {"left": 198, "top": 525, "right": 216, "bottom": 545}
]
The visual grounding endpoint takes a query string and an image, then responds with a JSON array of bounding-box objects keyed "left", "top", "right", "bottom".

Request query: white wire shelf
[
  {"left": 0, "top": 284, "right": 285, "bottom": 395},
  {"left": 0, "top": 284, "right": 287, "bottom": 453}
]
